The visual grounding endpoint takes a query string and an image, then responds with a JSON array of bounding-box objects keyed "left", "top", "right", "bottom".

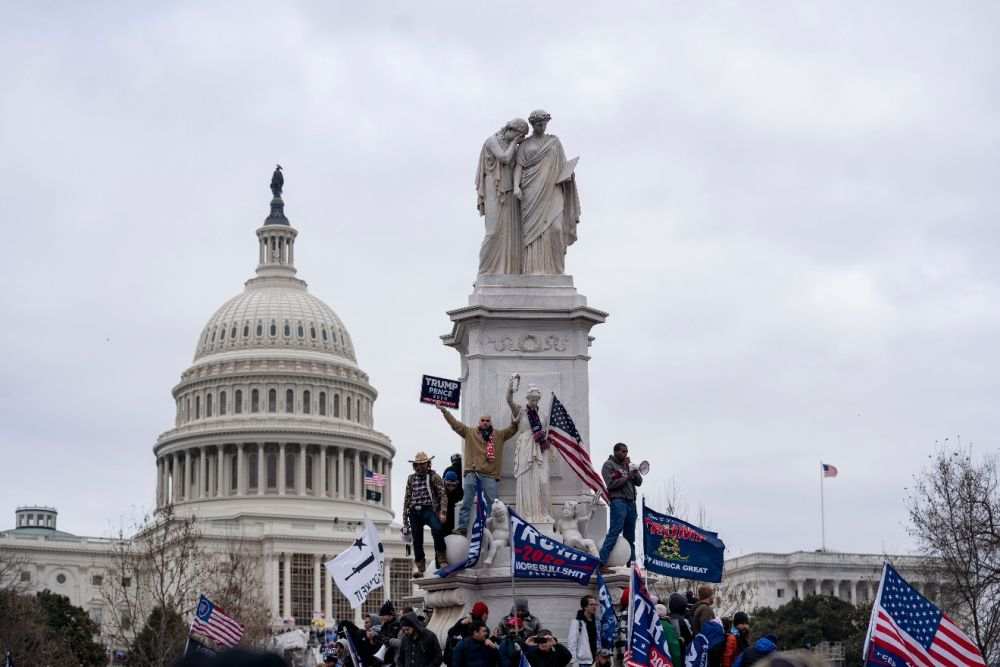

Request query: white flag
[{"left": 325, "top": 520, "right": 384, "bottom": 608}]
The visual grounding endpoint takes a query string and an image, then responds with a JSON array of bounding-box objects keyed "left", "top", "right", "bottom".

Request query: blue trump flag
[
  {"left": 436, "top": 476, "right": 487, "bottom": 577},
  {"left": 627, "top": 564, "right": 672, "bottom": 667},
  {"left": 510, "top": 508, "right": 599, "bottom": 585},
  {"left": 642, "top": 500, "right": 725, "bottom": 583},
  {"left": 596, "top": 572, "right": 618, "bottom": 650}
]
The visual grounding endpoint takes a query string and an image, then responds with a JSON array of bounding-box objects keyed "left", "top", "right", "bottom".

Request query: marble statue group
[{"left": 475, "top": 109, "right": 581, "bottom": 276}]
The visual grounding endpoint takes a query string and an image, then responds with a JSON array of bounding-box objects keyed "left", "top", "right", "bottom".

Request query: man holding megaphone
[{"left": 598, "top": 442, "right": 644, "bottom": 573}]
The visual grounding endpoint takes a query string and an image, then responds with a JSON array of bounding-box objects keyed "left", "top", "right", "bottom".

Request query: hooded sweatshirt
[{"left": 732, "top": 636, "right": 777, "bottom": 667}]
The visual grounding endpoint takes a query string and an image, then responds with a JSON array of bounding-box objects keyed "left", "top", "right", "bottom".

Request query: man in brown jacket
[
  {"left": 437, "top": 405, "right": 517, "bottom": 534},
  {"left": 691, "top": 585, "right": 717, "bottom": 635}
]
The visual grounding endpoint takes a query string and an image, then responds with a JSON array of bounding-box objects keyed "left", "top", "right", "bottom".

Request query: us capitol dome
[{"left": 152, "top": 169, "right": 411, "bottom": 623}]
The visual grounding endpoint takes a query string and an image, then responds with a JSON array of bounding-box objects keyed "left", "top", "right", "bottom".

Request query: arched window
[
  {"left": 235, "top": 389, "right": 243, "bottom": 414},
  {"left": 285, "top": 389, "right": 294, "bottom": 413},
  {"left": 219, "top": 391, "right": 227, "bottom": 416},
  {"left": 219, "top": 326, "right": 225, "bottom": 340},
  {"left": 322, "top": 327, "right": 328, "bottom": 342},
  {"left": 195, "top": 395, "right": 201, "bottom": 419},
  {"left": 230, "top": 455, "right": 238, "bottom": 491},
  {"left": 283, "top": 320, "right": 290, "bottom": 337},
  {"left": 333, "top": 394, "right": 340, "bottom": 418},
  {"left": 310, "top": 325, "right": 316, "bottom": 339},
  {"left": 251, "top": 389, "right": 260, "bottom": 413},
  {"left": 319, "top": 392, "right": 327, "bottom": 416},
  {"left": 303, "top": 390, "right": 311, "bottom": 414},
  {"left": 346, "top": 397, "right": 352, "bottom": 421},
  {"left": 211, "top": 327, "right": 216, "bottom": 342},
  {"left": 297, "top": 323, "right": 304, "bottom": 338},
  {"left": 256, "top": 321, "right": 263, "bottom": 336},
  {"left": 243, "top": 323, "right": 250, "bottom": 337},
  {"left": 206, "top": 393, "right": 213, "bottom": 417},
  {"left": 268, "top": 389, "right": 277, "bottom": 413},
  {"left": 269, "top": 320, "right": 277, "bottom": 336},
  {"left": 266, "top": 449, "right": 277, "bottom": 489}
]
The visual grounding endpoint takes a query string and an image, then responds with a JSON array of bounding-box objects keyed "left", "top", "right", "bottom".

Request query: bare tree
[
  {"left": 100, "top": 504, "right": 206, "bottom": 667},
  {"left": 202, "top": 533, "right": 272, "bottom": 646},
  {"left": 907, "top": 443, "right": 1000, "bottom": 663},
  {"left": 0, "top": 548, "right": 30, "bottom": 594}
]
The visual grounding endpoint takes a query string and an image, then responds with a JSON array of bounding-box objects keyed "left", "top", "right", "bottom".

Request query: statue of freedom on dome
[{"left": 270, "top": 164, "right": 284, "bottom": 197}]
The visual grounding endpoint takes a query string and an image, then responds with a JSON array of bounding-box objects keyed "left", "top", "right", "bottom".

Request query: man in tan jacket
[{"left": 437, "top": 405, "right": 518, "bottom": 534}]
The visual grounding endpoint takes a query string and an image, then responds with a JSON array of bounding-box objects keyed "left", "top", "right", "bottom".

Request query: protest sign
[
  {"left": 509, "top": 508, "right": 599, "bottom": 585},
  {"left": 642, "top": 500, "right": 725, "bottom": 583},
  {"left": 420, "top": 374, "right": 461, "bottom": 408}
]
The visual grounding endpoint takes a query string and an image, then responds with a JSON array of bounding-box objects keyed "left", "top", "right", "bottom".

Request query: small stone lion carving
[
  {"left": 554, "top": 498, "right": 599, "bottom": 557},
  {"left": 483, "top": 498, "right": 510, "bottom": 565}
]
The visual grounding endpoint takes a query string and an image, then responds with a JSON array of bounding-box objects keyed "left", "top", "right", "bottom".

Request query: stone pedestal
[
  {"left": 428, "top": 274, "right": 614, "bottom": 640},
  {"left": 442, "top": 274, "right": 608, "bottom": 512}
]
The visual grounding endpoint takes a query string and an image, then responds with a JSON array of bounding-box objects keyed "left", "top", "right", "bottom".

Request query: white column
[
  {"left": 271, "top": 555, "right": 281, "bottom": 620},
  {"left": 355, "top": 451, "right": 363, "bottom": 500},
  {"left": 386, "top": 460, "right": 393, "bottom": 510},
  {"left": 199, "top": 448, "right": 207, "bottom": 499},
  {"left": 795, "top": 580, "right": 803, "bottom": 599},
  {"left": 282, "top": 553, "right": 292, "bottom": 620},
  {"left": 216, "top": 447, "right": 225, "bottom": 497},
  {"left": 815, "top": 579, "right": 822, "bottom": 596},
  {"left": 183, "top": 452, "right": 192, "bottom": 501},
  {"left": 337, "top": 448, "right": 345, "bottom": 498},
  {"left": 381, "top": 458, "right": 389, "bottom": 508},
  {"left": 237, "top": 443, "right": 246, "bottom": 495},
  {"left": 155, "top": 459, "right": 162, "bottom": 506},
  {"left": 298, "top": 445, "right": 307, "bottom": 496},
  {"left": 258, "top": 444, "right": 266, "bottom": 495},
  {"left": 384, "top": 557, "right": 393, "bottom": 605},
  {"left": 279, "top": 443, "right": 287, "bottom": 495},
  {"left": 313, "top": 554, "right": 321, "bottom": 618},
  {"left": 323, "top": 555, "right": 333, "bottom": 621},
  {"left": 320, "top": 446, "right": 328, "bottom": 498}
]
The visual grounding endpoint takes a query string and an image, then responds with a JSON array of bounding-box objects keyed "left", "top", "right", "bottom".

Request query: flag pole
[
  {"left": 820, "top": 462, "right": 826, "bottom": 552},
  {"left": 861, "top": 562, "right": 888, "bottom": 664}
]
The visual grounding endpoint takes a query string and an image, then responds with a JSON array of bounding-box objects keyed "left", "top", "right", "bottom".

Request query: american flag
[
  {"left": 364, "top": 468, "right": 386, "bottom": 489},
  {"left": 190, "top": 595, "right": 244, "bottom": 648},
  {"left": 546, "top": 395, "right": 609, "bottom": 503},
  {"left": 866, "top": 563, "right": 985, "bottom": 667},
  {"left": 822, "top": 463, "right": 838, "bottom": 478}
]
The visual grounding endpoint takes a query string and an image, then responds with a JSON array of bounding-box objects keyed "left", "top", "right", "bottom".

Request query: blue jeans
[
  {"left": 599, "top": 498, "right": 637, "bottom": 565},
  {"left": 409, "top": 507, "right": 446, "bottom": 564},
  {"left": 456, "top": 473, "right": 498, "bottom": 533}
]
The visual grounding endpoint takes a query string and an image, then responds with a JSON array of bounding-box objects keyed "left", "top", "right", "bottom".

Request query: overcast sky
[{"left": 2, "top": 2, "right": 998, "bottom": 558}]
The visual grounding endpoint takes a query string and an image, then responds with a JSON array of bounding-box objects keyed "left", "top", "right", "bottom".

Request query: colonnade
[
  {"left": 782, "top": 577, "right": 939, "bottom": 604},
  {"left": 155, "top": 444, "right": 391, "bottom": 509}
]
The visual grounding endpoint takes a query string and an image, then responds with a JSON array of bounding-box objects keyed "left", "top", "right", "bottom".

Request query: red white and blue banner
[
  {"left": 642, "top": 500, "right": 725, "bottom": 583},
  {"left": 509, "top": 508, "right": 599, "bottom": 585},
  {"left": 864, "top": 562, "right": 985, "bottom": 667},
  {"left": 626, "top": 564, "right": 672, "bottom": 667},
  {"left": 436, "top": 476, "right": 486, "bottom": 577}
]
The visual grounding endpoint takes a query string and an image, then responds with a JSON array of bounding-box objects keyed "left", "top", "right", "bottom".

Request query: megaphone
[{"left": 374, "top": 645, "right": 388, "bottom": 661}]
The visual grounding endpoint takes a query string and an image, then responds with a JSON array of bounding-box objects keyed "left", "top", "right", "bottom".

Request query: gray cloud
[{"left": 2, "top": 2, "right": 998, "bottom": 557}]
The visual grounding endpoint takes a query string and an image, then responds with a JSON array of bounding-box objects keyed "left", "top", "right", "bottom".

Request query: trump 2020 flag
[
  {"left": 325, "top": 520, "right": 384, "bottom": 608},
  {"left": 509, "top": 508, "right": 599, "bottom": 585},
  {"left": 436, "top": 476, "right": 487, "bottom": 577},
  {"left": 596, "top": 572, "right": 618, "bottom": 650},
  {"left": 642, "top": 500, "right": 725, "bottom": 583},
  {"left": 864, "top": 562, "right": 985, "bottom": 667},
  {"left": 627, "top": 564, "right": 672, "bottom": 667}
]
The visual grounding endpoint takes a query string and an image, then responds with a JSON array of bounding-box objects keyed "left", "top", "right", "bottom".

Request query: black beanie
[
  {"left": 380, "top": 601, "right": 395, "bottom": 616},
  {"left": 733, "top": 611, "right": 750, "bottom": 626}
]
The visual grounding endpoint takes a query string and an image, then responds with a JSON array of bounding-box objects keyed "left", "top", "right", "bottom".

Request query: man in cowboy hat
[
  {"left": 403, "top": 451, "right": 449, "bottom": 576},
  {"left": 437, "top": 404, "right": 518, "bottom": 534}
]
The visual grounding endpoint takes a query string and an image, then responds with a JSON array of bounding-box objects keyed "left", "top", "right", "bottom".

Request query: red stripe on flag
[
  {"left": 548, "top": 431, "right": 609, "bottom": 501},
  {"left": 939, "top": 617, "right": 985, "bottom": 661}
]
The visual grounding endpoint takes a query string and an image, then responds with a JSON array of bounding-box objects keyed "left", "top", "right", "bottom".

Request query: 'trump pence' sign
[{"left": 420, "top": 375, "right": 461, "bottom": 409}]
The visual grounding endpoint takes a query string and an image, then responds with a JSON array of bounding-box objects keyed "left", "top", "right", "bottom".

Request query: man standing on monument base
[
  {"left": 598, "top": 442, "right": 643, "bottom": 573},
  {"left": 437, "top": 405, "right": 518, "bottom": 534}
]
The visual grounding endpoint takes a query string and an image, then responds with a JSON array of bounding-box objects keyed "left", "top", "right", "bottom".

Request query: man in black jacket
[
  {"left": 523, "top": 631, "right": 572, "bottom": 667},
  {"left": 396, "top": 613, "right": 442, "bottom": 667},
  {"left": 453, "top": 622, "right": 500, "bottom": 667}
]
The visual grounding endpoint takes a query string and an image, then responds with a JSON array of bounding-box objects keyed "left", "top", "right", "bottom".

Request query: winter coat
[
  {"left": 732, "top": 636, "right": 776, "bottom": 667},
  {"left": 690, "top": 602, "right": 715, "bottom": 635},
  {"left": 567, "top": 611, "right": 597, "bottom": 665},
  {"left": 524, "top": 643, "right": 573, "bottom": 667},
  {"left": 453, "top": 637, "right": 500, "bottom": 667},
  {"left": 721, "top": 629, "right": 749, "bottom": 667},
  {"left": 396, "top": 615, "right": 442, "bottom": 667},
  {"left": 441, "top": 409, "right": 518, "bottom": 480},
  {"left": 601, "top": 456, "right": 642, "bottom": 501},
  {"left": 658, "top": 619, "right": 683, "bottom": 667}
]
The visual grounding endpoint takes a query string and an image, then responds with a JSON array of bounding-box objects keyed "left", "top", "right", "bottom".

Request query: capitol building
[{"left": 1, "top": 174, "right": 412, "bottom": 632}]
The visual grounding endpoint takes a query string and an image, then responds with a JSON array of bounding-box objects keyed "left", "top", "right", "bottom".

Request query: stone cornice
[{"left": 154, "top": 419, "right": 394, "bottom": 454}]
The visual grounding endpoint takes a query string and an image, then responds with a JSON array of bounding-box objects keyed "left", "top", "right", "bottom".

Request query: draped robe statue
[
  {"left": 506, "top": 378, "right": 553, "bottom": 523},
  {"left": 513, "top": 110, "right": 581, "bottom": 275},
  {"left": 475, "top": 119, "right": 529, "bottom": 275}
]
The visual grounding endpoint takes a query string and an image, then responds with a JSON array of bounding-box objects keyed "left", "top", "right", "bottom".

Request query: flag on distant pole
[
  {"left": 822, "top": 463, "right": 838, "bottom": 478},
  {"left": 819, "top": 461, "right": 838, "bottom": 550},
  {"left": 189, "top": 595, "right": 245, "bottom": 650},
  {"left": 864, "top": 562, "right": 985, "bottom": 667},
  {"left": 364, "top": 468, "right": 386, "bottom": 488},
  {"left": 546, "top": 395, "right": 609, "bottom": 503}
]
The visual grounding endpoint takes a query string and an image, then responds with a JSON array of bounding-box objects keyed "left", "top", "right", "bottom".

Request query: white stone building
[
  {"left": 2, "top": 177, "right": 412, "bottom": 631},
  {"left": 717, "top": 550, "right": 941, "bottom": 614}
]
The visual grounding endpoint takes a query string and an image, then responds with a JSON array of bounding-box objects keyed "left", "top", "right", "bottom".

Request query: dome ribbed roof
[{"left": 194, "top": 278, "right": 356, "bottom": 362}]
